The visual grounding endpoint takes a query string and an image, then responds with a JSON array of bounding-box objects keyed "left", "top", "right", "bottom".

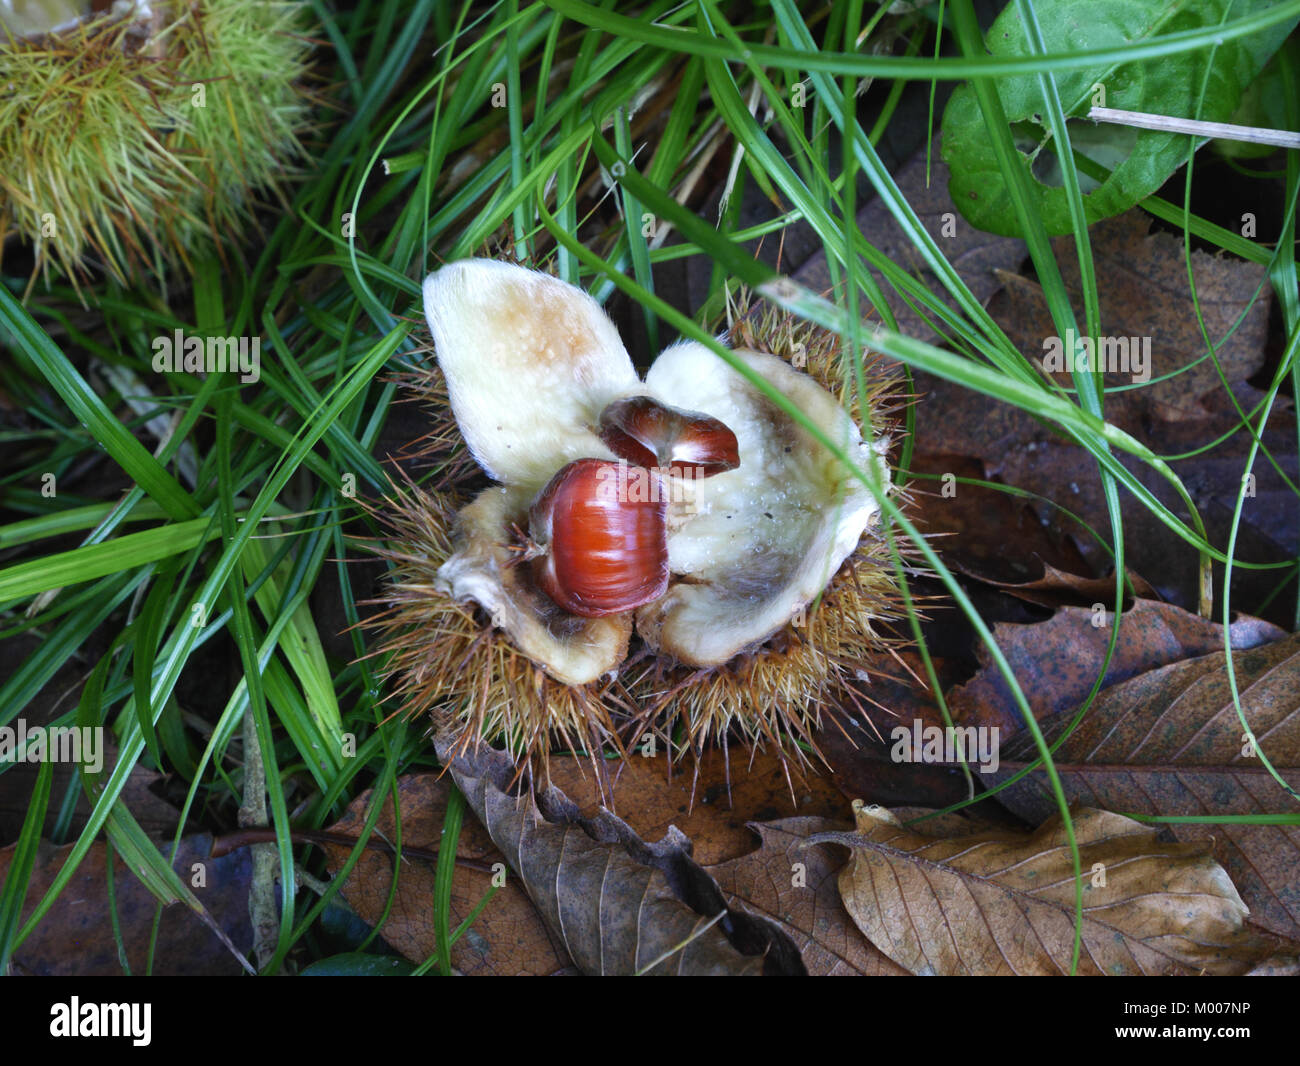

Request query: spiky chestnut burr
[{"left": 0, "top": 0, "right": 317, "bottom": 284}]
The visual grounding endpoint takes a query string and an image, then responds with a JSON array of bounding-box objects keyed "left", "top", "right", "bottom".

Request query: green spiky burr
[{"left": 0, "top": 0, "right": 318, "bottom": 284}]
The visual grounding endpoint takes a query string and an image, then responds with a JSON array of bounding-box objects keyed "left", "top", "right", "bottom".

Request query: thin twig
[
  {"left": 1088, "top": 106, "right": 1300, "bottom": 150},
  {"left": 238, "top": 710, "right": 279, "bottom": 971}
]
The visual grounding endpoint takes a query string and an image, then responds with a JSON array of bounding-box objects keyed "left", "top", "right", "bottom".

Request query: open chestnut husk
[{"left": 368, "top": 259, "right": 903, "bottom": 781}]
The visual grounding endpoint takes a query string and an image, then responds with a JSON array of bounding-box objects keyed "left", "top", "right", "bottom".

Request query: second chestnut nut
[{"left": 598, "top": 394, "right": 740, "bottom": 478}]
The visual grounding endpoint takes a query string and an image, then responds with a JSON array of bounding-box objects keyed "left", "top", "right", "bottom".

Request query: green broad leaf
[
  {"left": 941, "top": 0, "right": 1299, "bottom": 236},
  {"left": 1215, "top": 37, "right": 1300, "bottom": 159}
]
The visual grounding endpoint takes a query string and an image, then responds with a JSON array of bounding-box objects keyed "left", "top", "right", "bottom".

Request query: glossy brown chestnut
[
  {"left": 597, "top": 395, "right": 740, "bottom": 478},
  {"left": 527, "top": 458, "right": 669, "bottom": 617}
]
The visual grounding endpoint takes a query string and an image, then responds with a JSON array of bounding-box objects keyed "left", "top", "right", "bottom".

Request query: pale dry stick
[
  {"left": 1088, "top": 106, "right": 1300, "bottom": 150},
  {"left": 238, "top": 704, "right": 280, "bottom": 971},
  {"left": 95, "top": 361, "right": 200, "bottom": 488}
]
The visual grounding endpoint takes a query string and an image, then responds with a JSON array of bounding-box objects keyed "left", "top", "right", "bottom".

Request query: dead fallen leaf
[
  {"left": 949, "top": 598, "right": 1285, "bottom": 737},
  {"left": 318, "top": 754, "right": 956, "bottom": 977},
  {"left": 439, "top": 735, "right": 805, "bottom": 975},
  {"left": 995, "top": 631, "right": 1300, "bottom": 944},
  {"left": 319, "top": 747, "right": 847, "bottom": 973},
  {"left": 905, "top": 450, "right": 1160, "bottom": 606},
  {"left": 994, "top": 212, "right": 1270, "bottom": 423},
  {"left": 0, "top": 833, "right": 251, "bottom": 976},
  {"left": 914, "top": 375, "right": 1297, "bottom": 620},
  {"left": 546, "top": 746, "right": 850, "bottom": 865},
  {"left": 320, "top": 773, "right": 573, "bottom": 976},
  {"left": 907, "top": 452, "right": 1093, "bottom": 585},
  {"left": 705, "top": 817, "right": 908, "bottom": 976},
  {"left": 908, "top": 208, "right": 1297, "bottom": 617},
  {"left": 795, "top": 135, "right": 1027, "bottom": 345},
  {"left": 703, "top": 805, "right": 1039, "bottom": 976},
  {"left": 967, "top": 560, "right": 1157, "bottom": 610},
  {"left": 812, "top": 645, "right": 1004, "bottom": 811},
  {"left": 1245, "top": 954, "right": 1300, "bottom": 976},
  {"left": 810, "top": 801, "right": 1278, "bottom": 975}
]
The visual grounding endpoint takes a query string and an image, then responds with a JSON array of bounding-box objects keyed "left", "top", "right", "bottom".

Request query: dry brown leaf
[
  {"left": 0, "top": 834, "right": 251, "bottom": 976},
  {"left": 1244, "top": 954, "right": 1300, "bottom": 976},
  {"left": 320, "top": 773, "right": 573, "bottom": 976},
  {"left": 794, "top": 135, "right": 1027, "bottom": 345},
  {"left": 547, "top": 746, "right": 850, "bottom": 865},
  {"left": 908, "top": 452, "right": 1093, "bottom": 585},
  {"left": 813, "top": 646, "right": 983, "bottom": 810},
  {"left": 993, "top": 404, "right": 1297, "bottom": 618},
  {"left": 705, "top": 816, "right": 908, "bottom": 976},
  {"left": 995, "top": 631, "right": 1300, "bottom": 944},
  {"left": 970, "top": 561, "right": 1157, "bottom": 610},
  {"left": 439, "top": 735, "right": 805, "bottom": 975},
  {"left": 994, "top": 212, "right": 1269, "bottom": 423},
  {"left": 907, "top": 211, "right": 1296, "bottom": 617},
  {"left": 319, "top": 747, "right": 844, "bottom": 974},
  {"left": 949, "top": 599, "right": 1284, "bottom": 736},
  {"left": 810, "top": 802, "right": 1276, "bottom": 975}
]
